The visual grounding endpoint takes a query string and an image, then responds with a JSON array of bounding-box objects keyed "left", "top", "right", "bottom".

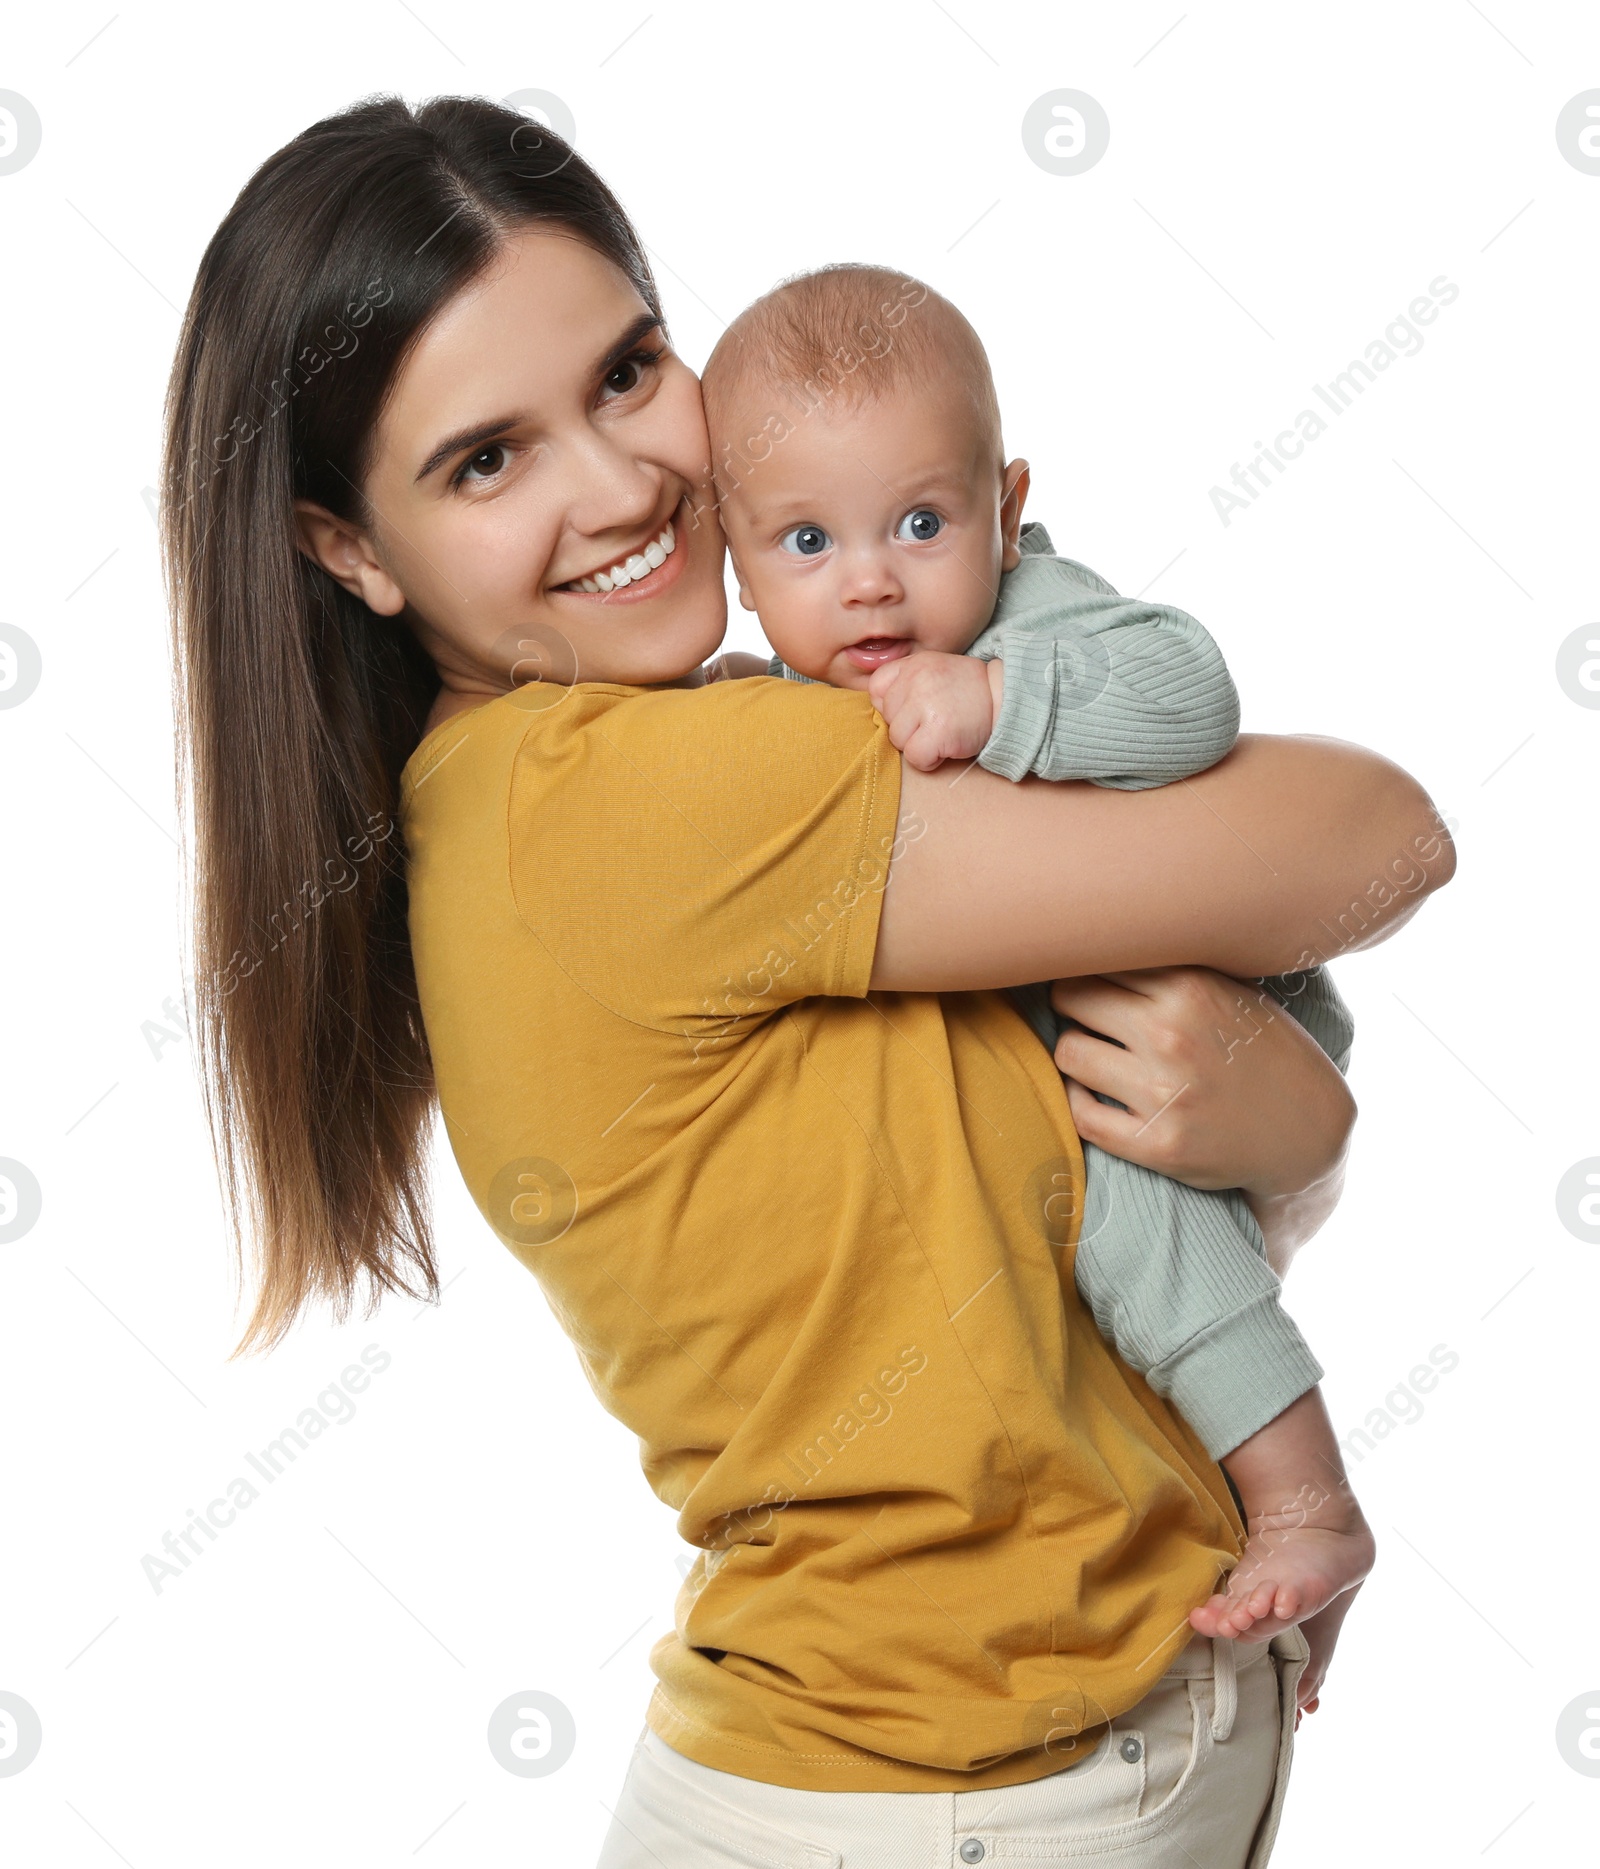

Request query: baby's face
[{"left": 715, "top": 380, "right": 1024, "bottom": 690}]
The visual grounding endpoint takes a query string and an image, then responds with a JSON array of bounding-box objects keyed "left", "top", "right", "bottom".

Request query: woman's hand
[{"left": 1049, "top": 967, "right": 1356, "bottom": 1275}]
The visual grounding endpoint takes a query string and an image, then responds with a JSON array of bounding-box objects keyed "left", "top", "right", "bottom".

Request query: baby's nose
[{"left": 839, "top": 550, "right": 903, "bottom": 605}]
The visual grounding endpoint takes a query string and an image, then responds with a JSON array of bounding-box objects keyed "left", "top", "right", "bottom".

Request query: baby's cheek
[
  {"left": 923, "top": 575, "right": 998, "bottom": 655},
  {"left": 744, "top": 576, "right": 834, "bottom": 677}
]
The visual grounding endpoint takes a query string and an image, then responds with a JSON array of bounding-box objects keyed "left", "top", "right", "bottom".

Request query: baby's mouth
[{"left": 842, "top": 636, "right": 913, "bottom": 673}]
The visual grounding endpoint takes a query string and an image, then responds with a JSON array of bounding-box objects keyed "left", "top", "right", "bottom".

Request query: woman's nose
[{"left": 564, "top": 425, "right": 663, "bottom": 536}]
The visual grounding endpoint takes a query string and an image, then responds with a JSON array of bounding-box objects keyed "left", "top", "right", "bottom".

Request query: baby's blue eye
[
  {"left": 779, "top": 524, "right": 831, "bottom": 557},
  {"left": 897, "top": 509, "right": 944, "bottom": 542}
]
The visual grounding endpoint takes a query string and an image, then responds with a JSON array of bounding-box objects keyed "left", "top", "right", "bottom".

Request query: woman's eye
[
  {"left": 897, "top": 509, "right": 944, "bottom": 542},
  {"left": 599, "top": 346, "right": 663, "bottom": 401},
  {"left": 459, "top": 443, "right": 510, "bottom": 483},
  {"left": 778, "top": 524, "right": 831, "bottom": 557},
  {"left": 602, "top": 358, "right": 645, "bottom": 397}
]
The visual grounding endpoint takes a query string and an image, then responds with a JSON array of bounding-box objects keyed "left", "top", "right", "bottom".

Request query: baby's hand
[{"left": 866, "top": 651, "right": 1004, "bottom": 772}]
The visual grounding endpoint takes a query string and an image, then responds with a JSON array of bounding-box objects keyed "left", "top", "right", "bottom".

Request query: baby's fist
[{"left": 866, "top": 650, "right": 1002, "bottom": 772}]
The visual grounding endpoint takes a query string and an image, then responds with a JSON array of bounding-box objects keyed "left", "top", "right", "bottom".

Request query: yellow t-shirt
[{"left": 399, "top": 674, "right": 1242, "bottom": 1794}]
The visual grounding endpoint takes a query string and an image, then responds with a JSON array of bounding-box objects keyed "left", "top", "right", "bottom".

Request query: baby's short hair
[{"left": 701, "top": 263, "right": 1004, "bottom": 478}]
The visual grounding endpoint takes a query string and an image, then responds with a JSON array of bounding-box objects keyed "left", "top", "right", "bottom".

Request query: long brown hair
[{"left": 162, "top": 96, "right": 663, "bottom": 1356}]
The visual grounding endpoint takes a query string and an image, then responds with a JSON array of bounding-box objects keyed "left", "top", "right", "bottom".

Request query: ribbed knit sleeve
[
  {"left": 970, "top": 526, "right": 1240, "bottom": 790},
  {"left": 1073, "top": 1158, "right": 1325, "bottom": 1457},
  {"left": 1019, "top": 958, "right": 1357, "bottom": 1460}
]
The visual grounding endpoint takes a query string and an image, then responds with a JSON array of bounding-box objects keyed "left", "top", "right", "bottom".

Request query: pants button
[
  {"left": 959, "top": 1842, "right": 986, "bottom": 1864},
  {"left": 1120, "top": 1736, "right": 1144, "bottom": 1763}
]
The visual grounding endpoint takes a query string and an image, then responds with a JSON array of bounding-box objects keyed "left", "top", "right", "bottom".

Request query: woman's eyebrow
[
  {"left": 413, "top": 312, "right": 665, "bottom": 484},
  {"left": 594, "top": 309, "right": 664, "bottom": 377},
  {"left": 415, "top": 414, "right": 524, "bottom": 484}
]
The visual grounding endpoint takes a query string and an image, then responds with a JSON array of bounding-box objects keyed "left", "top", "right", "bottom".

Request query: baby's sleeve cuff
[{"left": 1149, "top": 1294, "right": 1326, "bottom": 1462}]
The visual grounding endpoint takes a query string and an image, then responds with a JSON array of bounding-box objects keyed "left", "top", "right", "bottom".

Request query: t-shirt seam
[
  {"left": 835, "top": 731, "right": 882, "bottom": 996},
  {"left": 401, "top": 723, "right": 478, "bottom": 804}
]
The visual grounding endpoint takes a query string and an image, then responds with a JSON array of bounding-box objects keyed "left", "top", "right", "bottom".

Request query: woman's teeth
[{"left": 567, "top": 517, "right": 676, "bottom": 593}]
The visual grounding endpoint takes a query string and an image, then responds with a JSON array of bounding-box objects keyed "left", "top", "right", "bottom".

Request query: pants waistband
[{"left": 1161, "top": 1631, "right": 1271, "bottom": 1679}]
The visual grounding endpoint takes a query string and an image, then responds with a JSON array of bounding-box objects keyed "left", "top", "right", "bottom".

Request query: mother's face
[{"left": 296, "top": 226, "right": 729, "bottom": 692}]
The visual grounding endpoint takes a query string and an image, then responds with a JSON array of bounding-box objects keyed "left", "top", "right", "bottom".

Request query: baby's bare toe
[
  {"left": 1273, "top": 1581, "right": 1303, "bottom": 1622},
  {"left": 1190, "top": 1594, "right": 1232, "bottom": 1633}
]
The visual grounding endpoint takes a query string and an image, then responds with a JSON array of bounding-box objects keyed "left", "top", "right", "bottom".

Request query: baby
[{"left": 698, "top": 264, "right": 1374, "bottom": 1702}]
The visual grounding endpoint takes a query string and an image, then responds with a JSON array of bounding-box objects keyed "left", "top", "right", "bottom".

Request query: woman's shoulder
[
  {"left": 402, "top": 672, "right": 886, "bottom": 817},
  {"left": 421, "top": 684, "right": 497, "bottom": 740},
  {"left": 412, "top": 662, "right": 816, "bottom": 756}
]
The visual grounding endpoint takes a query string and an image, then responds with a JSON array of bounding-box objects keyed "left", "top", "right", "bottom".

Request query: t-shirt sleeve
[{"left": 507, "top": 678, "right": 903, "bottom": 1036}]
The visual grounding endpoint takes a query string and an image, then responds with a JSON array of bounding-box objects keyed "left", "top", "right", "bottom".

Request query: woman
[{"left": 162, "top": 97, "right": 1452, "bottom": 1867}]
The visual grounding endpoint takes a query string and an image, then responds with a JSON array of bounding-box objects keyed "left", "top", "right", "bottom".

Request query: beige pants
[{"left": 596, "top": 1627, "right": 1310, "bottom": 1868}]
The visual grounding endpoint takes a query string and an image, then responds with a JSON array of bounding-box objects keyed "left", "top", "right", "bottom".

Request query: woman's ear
[
  {"left": 999, "top": 458, "right": 1031, "bottom": 572},
  {"left": 292, "top": 500, "right": 407, "bottom": 617}
]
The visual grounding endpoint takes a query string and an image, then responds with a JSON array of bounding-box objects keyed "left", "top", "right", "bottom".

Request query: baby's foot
[{"left": 1189, "top": 1481, "right": 1375, "bottom": 1646}]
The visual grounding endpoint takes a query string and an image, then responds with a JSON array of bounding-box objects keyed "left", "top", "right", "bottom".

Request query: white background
[{"left": 1, "top": 3, "right": 1596, "bottom": 1863}]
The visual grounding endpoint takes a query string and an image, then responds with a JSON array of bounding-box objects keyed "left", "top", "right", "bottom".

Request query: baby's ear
[
  {"left": 726, "top": 546, "right": 757, "bottom": 612},
  {"left": 999, "top": 459, "right": 1031, "bottom": 571}
]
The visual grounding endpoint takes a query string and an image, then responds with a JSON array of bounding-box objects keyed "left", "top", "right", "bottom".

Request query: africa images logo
[{"left": 1209, "top": 278, "right": 1460, "bottom": 526}]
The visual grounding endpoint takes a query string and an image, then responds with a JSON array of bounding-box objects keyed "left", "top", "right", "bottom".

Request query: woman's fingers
[
  {"left": 1063, "top": 1078, "right": 1151, "bottom": 1155},
  {"left": 1093, "top": 967, "right": 1203, "bottom": 998},
  {"left": 1048, "top": 974, "right": 1142, "bottom": 1038},
  {"left": 1053, "top": 1026, "right": 1147, "bottom": 1109},
  {"left": 1054, "top": 966, "right": 1239, "bottom": 1032}
]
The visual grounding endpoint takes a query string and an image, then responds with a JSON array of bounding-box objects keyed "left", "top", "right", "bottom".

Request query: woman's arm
[{"left": 872, "top": 733, "right": 1454, "bottom": 990}]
